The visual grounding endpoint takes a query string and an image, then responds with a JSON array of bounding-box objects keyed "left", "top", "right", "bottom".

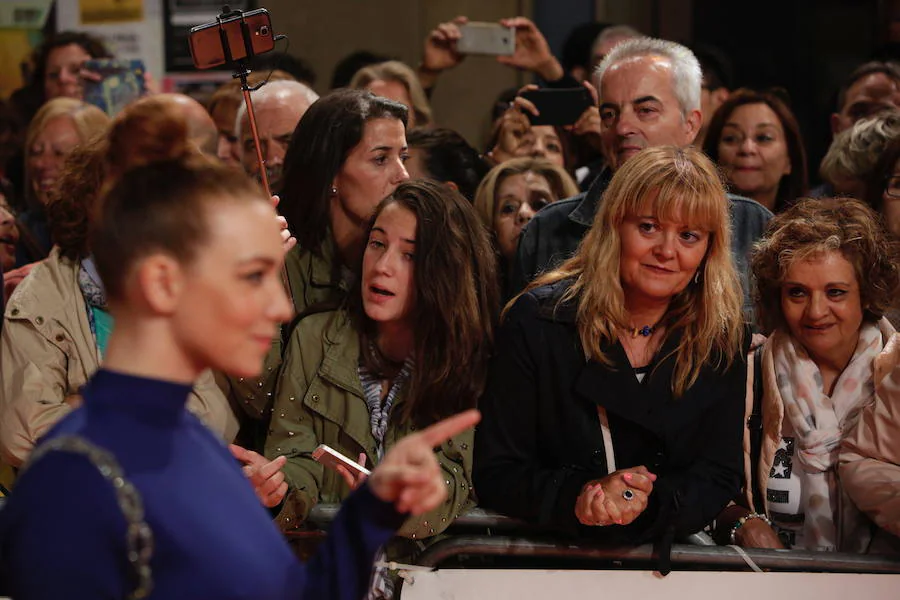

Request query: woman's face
[
  {"left": 362, "top": 202, "right": 417, "bottom": 329},
  {"left": 881, "top": 157, "right": 900, "bottom": 236},
  {"left": 366, "top": 79, "right": 416, "bottom": 128},
  {"left": 44, "top": 43, "right": 92, "bottom": 100},
  {"left": 28, "top": 115, "right": 81, "bottom": 206},
  {"left": 330, "top": 118, "right": 409, "bottom": 253},
  {"left": 780, "top": 250, "right": 863, "bottom": 370},
  {"left": 493, "top": 171, "right": 555, "bottom": 261},
  {"left": 0, "top": 194, "right": 19, "bottom": 272},
  {"left": 171, "top": 198, "right": 293, "bottom": 378},
  {"left": 716, "top": 102, "right": 792, "bottom": 210},
  {"left": 492, "top": 115, "right": 565, "bottom": 169},
  {"left": 618, "top": 199, "right": 710, "bottom": 308}
]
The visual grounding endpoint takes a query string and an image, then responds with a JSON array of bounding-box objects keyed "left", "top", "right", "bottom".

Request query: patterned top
[{"left": 358, "top": 352, "right": 415, "bottom": 460}]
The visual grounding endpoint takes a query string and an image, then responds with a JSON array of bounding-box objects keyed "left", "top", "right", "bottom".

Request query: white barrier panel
[{"left": 401, "top": 569, "right": 900, "bottom": 599}]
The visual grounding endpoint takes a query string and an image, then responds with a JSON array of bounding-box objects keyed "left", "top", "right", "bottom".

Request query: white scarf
[{"left": 771, "top": 322, "right": 883, "bottom": 550}]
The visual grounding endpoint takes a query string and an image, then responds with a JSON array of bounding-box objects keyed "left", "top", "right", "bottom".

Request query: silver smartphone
[
  {"left": 457, "top": 22, "right": 515, "bottom": 56},
  {"left": 312, "top": 444, "right": 371, "bottom": 477}
]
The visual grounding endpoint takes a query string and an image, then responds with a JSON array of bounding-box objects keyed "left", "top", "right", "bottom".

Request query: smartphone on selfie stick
[{"left": 188, "top": 5, "right": 283, "bottom": 196}]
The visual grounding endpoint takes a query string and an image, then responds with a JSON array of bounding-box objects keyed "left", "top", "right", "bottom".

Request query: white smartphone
[
  {"left": 312, "top": 444, "right": 371, "bottom": 477},
  {"left": 457, "top": 22, "right": 515, "bottom": 56}
]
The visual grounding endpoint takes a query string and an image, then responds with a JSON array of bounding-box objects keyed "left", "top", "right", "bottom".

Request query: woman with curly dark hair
[{"left": 725, "top": 197, "right": 900, "bottom": 552}]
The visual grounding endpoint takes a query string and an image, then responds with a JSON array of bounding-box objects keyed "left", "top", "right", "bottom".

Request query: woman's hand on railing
[
  {"left": 230, "top": 444, "right": 289, "bottom": 508},
  {"left": 576, "top": 466, "right": 656, "bottom": 526}
]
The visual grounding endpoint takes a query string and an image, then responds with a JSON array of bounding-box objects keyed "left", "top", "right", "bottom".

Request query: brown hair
[
  {"left": 866, "top": 135, "right": 900, "bottom": 213},
  {"left": 92, "top": 106, "right": 267, "bottom": 301},
  {"left": 347, "top": 179, "right": 499, "bottom": 424},
  {"left": 44, "top": 133, "right": 108, "bottom": 260},
  {"left": 703, "top": 88, "right": 808, "bottom": 213},
  {"left": 350, "top": 60, "right": 432, "bottom": 127},
  {"left": 517, "top": 146, "right": 744, "bottom": 397},
  {"left": 751, "top": 197, "right": 900, "bottom": 333}
]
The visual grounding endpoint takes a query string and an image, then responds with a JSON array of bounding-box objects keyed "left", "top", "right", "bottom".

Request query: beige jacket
[
  {"left": 0, "top": 249, "right": 239, "bottom": 467},
  {"left": 750, "top": 320, "right": 896, "bottom": 551},
  {"left": 840, "top": 332, "right": 900, "bottom": 539}
]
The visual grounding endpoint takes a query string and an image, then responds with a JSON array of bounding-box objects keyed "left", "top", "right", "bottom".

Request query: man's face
[
  {"left": 832, "top": 72, "right": 900, "bottom": 135},
  {"left": 240, "top": 96, "right": 309, "bottom": 192},
  {"left": 597, "top": 56, "right": 701, "bottom": 171}
]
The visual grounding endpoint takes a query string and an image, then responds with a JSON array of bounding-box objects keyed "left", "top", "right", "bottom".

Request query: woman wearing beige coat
[{"left": 0, "top": 115, "right": 237, "bottom": 468}]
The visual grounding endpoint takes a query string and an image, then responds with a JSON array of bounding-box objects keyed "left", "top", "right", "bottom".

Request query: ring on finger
[{"left": 622, "top": 489, "right": 635, "bottom": 501}]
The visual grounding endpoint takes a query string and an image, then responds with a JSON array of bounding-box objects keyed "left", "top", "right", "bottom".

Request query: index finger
[
  {"left": 419, "top": 409, "right": 481, "bottom": 448},
  {"left": 270, "top": 194, "right": 280, "bottom": 208},
  {"left": 229, "top": 443, "right": 256, "bottom": 464},
  {"left": 258, "top": 455, "right": 287, "bottom": 480}
]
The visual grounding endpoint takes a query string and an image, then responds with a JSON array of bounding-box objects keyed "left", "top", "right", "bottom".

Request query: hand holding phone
[
  {"left": 457, "top": 22, "right": 515, "bottom": 56},
  {"left": 519, "top": 87, "right": 594, "bottom": 126},
  {"left": 312, "top": 444, "right": 371, "bottom": 489}
]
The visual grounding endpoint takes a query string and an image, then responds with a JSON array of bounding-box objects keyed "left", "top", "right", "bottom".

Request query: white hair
[
  {"left": 591, "top": 24, "right": 642, "bottom": 57},
  {"left": 234, "top": 79, "right": 319, "bottom": 141},
  {"left": 593, "top": 37, "right": 702, "bottom": 118}
]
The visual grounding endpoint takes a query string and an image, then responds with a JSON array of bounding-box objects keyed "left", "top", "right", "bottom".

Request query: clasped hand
[{"left": 575, "top": 466, "right": 657, "bottom": 527}]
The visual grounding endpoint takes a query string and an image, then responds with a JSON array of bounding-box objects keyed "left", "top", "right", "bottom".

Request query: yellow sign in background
[{"left": 80, "top": 0, "right": 144, "bottom": 25}]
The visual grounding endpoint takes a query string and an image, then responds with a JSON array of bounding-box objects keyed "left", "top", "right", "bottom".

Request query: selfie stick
[{"left": 217, "top": 5, "right": 272, "bottom": 196}]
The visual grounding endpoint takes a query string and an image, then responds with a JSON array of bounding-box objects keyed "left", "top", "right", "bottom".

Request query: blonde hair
[
  {"left": 25, "top": 98, "right": 109, "bottom": 207},
  {"left": 820, "top": 110, "right": 900, "bottom": 185},
  {"left": 350, "top": 60, "right": 432, "bottom": 127},
  {"left": 518, "top": 145, "right": 744, "bottom": 397},
  {"left": 474, "top": 156, "right": 579, "bottom": 231}
]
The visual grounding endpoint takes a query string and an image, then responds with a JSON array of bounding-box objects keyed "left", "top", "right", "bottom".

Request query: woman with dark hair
[
  {"left": 704, "top": 88, "right": 808, "bottom": 213},
  {"left": 10, "top": 31, "right": 112, "bottom": 126},
  {"left": 0, "top": 98, "right": 235, "bottom": 468},
  {"left": 475, "top": 146, "right": 748, "bottom": 554},
  {"left": 405, "top": 127, "right": 489, "bottom": 201},
  {"left": 0, "top": 112, "right": 478, "bottom": 599},
  {"left": 265, "top": 180, "right": 498, "bottom": 594},
  {"left": 730, "top": 198, "right": 900, "bottom": 552},
  {"left": 279, "top": 88, "right": 410, "bottom": 314}
]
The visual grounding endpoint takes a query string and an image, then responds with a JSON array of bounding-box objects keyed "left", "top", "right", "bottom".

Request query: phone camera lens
[{"left": 259, "top": 25, "right": 270, "bottom": 36}]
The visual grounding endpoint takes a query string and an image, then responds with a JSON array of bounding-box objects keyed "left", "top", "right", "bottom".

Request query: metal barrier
[{"left": 298, "top": 504, "right": 900, "bottom": 574}]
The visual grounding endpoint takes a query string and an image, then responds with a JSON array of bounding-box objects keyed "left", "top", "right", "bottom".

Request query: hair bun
[{"left": 106, "top": 96, "right": 193, "bottom": 175}]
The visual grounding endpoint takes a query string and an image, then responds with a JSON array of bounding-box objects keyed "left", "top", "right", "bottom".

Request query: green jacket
[
  {"left": 219, "top": 238, "right": 348, "bottom": 438},
  {"left": 265, "top": 308, "right": 475, "bottom": 540}
]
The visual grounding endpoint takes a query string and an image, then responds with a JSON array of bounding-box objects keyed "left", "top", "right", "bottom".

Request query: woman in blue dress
[{"left": 0, "top": 97, "right": 477, "bottom": 600}]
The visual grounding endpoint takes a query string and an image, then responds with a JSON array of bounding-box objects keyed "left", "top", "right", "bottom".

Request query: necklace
[{"left": 629, "top": 319, "right": 663, "bottom": 338}]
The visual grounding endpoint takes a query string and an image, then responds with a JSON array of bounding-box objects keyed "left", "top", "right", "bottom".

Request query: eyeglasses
[{"left": 886, "top": 176, "right": 900, "bottom": 199}]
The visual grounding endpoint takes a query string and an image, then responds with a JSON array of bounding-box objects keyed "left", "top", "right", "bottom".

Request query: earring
[
  {"left": 693, "top": 270, "right": 701, "bottom": 285},
  {"left": 330, "top": 186, "right": 337, "bottom": 196}
]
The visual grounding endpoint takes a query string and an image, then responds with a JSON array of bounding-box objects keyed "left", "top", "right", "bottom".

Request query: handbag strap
[
  {"left": 22, "top": 435, "right": 154, "bottom": 599},
  {"left": 596, "top": 406, "right": 616, "bottom": 472}
]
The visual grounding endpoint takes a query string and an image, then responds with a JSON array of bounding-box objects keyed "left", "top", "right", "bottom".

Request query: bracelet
[{"left": 729, "top": 512, "right": 772, "bottom": 545}]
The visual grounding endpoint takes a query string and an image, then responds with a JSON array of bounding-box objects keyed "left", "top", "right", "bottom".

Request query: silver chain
[{"left": 21, "top": 435, "right": 154, "bottom": 599}]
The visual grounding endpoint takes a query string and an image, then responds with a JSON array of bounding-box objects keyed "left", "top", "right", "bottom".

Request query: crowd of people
[{"left": 0, "top": 12, "right": 899, "bottom": 599}]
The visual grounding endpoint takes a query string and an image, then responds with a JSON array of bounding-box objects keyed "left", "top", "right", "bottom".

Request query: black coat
[{"left": 473, "top": 280, "right": 749, "bottom": 544}]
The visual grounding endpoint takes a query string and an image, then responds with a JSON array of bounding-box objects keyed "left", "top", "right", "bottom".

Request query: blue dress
[{"left": 0, "top": 369, "right": 405, "bottom": 599}]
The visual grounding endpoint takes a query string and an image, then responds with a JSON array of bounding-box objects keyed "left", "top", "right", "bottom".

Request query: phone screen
[
  {"left": 82, "top": 59, "right": 146, "bottom": 116},
  {"left": 521, "top": 88, "right": 594, "bottom": 126}
]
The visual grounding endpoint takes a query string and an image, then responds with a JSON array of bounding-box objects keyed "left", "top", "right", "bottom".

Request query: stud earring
[{"left": 330, "top": 186, "right": 337, "bottom": 196}]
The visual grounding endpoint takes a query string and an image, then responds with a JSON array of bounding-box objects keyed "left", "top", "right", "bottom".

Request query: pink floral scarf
[{"left": 771, "top": 322, "right": 883, "bottom": 550}]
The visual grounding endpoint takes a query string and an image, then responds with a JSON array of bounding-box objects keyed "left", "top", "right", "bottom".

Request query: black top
[{"left": 474, "top": 280, "right": 749, "bottom": 544}]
